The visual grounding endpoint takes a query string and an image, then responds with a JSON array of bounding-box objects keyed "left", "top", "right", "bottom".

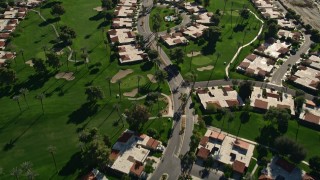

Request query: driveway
[{"left": 270, "top": 34, "right": 312, "bottom": 85}]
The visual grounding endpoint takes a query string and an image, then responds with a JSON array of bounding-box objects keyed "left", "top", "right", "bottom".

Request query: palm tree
[
  {"left": 20, "top": 161, "right": 33, "bottom": 172},
  {"left": 223, "top": 0, "right": 228, "bottom": 17},
  {"left": 19, "top": 88, "right": 29, "bottom": 108},
  {"left": 231, "top": 2, "right": 234, "bottom": 30},
  {"left": 13, "top": 95, "right": 22, "bottom": 112},
  {"left": 117, "top": 80, "right": 122, "bottom": 101},
  {"left": 47, "top": 145, "right": 58, "bottom": 173},
  {"left": 189, "top": 50, "right": 194, "bottom": 70},
  {"left": 153, "top": 58, "right": 161, "bottom": 71},
  {"left": 25, "top": 169, "right": 38, "bottom": 180},
  {"left": 20, "top": 49, "right": 25, "bottom": 64},
  {"left": 10, "top": 167, "right": 22, "bottom": 180},
  {"left": 113, "top": 103, "right": 124, "bottom": 127},
  {"left": 74, "top": 50, "right": 78, "bottom": 71},
  {"left": 154, "top": 70, "right": 168, "bottom": 88},
  {"left": 42, "top": 45, "right": 47, "bottom": 58},
  {"left": 105, "top": 77, "right": 112, "bottom": 96},
  {"left": 137, "top": 75, "right": 142, "bottom": 92},
  {"left": 185, "top": 71, "right": 197, "bottom": 90},
  {"left": 36, "top": 93, "right": 45, "bottom": 113}
]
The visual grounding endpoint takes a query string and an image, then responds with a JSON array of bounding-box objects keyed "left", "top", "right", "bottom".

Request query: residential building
[
  {"left": 108, "top": 29, "right": 136, "bottom": 44},
  {"left": 118, "top": 0, "right": 138, "bottom": 7},
  {"left": 277, "top": 30, "right": 301, "bottom": 41},
  {"left": 114, "top": 6, "right": 136, "bottom": 18},
  {"left": 277, "top": 19, "right": 295, "bottom": 30},
  {"left": 237, "top": 54, "right": 275, "bottom": 78},
  {"left": 112, "top": 18, "right": 133, "bottom": 28},
  {"left": 196, "top": 86, "right": 244, "bottom": 110},
  {"left": 303, "top": 55, "right": 320, "bottom": 71},
  {"left": 250, "top": 87, "right": 295, "bottom": 115},
  {"left": 289, "top": 66, "right": 320, "bottom": 91},
  {"left": 109, "top": 130, "right": 163, "bottom": 177},
  {"left": 0, "top": 51, "right": 16, "bottom": 65},
  {"left": 2, "top": 8, "right": 27, "bottom": 20},
  {"left": 255, "top": 39, "right": 290, "bottom": 58},
  {"left": 196, "top": 129, "right": 255, "bottom": 175},
  {"left": 0, "top": 19, "right": 18, "bottom": 33},
  {"left": 183, "top": 2, "right": 205, "bottom": 14},
  {"left": 299, "top": 100, "right": 320, "bottom": 126},
  {"left": 82, "top": 169, "right": 108, "bottom": 180},
  {"left": 118, "top": 44, "right": 147, "bottom": 63},
  {"left": 194, "top": 12, "right": 212, "bottom": 25},
  {"left": 252, "top": 0, "right": 283, "bottom": 19},
  {"left": 182, "top": 23, "right": 208, "bottom": 39},
  {"left": 160, "top": 32, "right": 189, "bottom": 47}
]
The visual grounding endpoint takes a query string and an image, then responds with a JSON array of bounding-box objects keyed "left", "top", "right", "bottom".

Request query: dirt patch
[
  {"left": 187, "top": 51, "right": 201, "bottom": 57},
  {"left": 93, "top": 6, "right": 104, "bottom": 12},
  {"left": 25, "top": 60, "right": 34, "bottom": 67},
  {"left": 111, "top": 69, "right": 134, "bottom": 83},
  {"left": 197, "top": 65, "right": 214, "bottom": 71},
  {"left": 147, "top": 74, "right": 157, "bottom": 83},
  {"left": 123, "top": 88, "right": 138, "bottom": 97},
  {"left": 282, "top": 0, "right": 320, "bottom": 30},
  {"left": 55, "top": 72, "right": 75, "bottom": 81}
]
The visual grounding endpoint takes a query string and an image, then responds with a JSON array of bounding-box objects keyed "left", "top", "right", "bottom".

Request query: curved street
[
  {"left": 270, "top": 34, "right": 312, "bottom": 85},
  {"left": 137, "top": 1, "right": 315, "bottom": 180}
]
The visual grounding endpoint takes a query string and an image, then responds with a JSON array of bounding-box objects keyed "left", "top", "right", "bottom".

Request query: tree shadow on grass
[
  {"left": 68, "top": 102, "right": 99, "bottom": 124},
  {"left": 140, "top": 61, "right": 153, "bottom": 71},
  {"left": 233, "top": 22, "right": 248, "bottom": 33},
  {"left": 255, "top": 125, "right": 280, "bottom": 147},
  {"left": 59, "top": 152, "right": 83, "bottom": 176},
  {"left": 0, "top": 85, "right": 12, "bottom": 98},
  {"left": 41, "top": 1, "right": 61, "bottom": 9},
  {"left": 201, "top": 40, "right": 219, "bottom": 55},
  {"left": 164, "top": 64, "right": 180, "bottom": 81},
  {"left": 12, "top": 72, "right": 54, "bottom": 94},
  {"left": 3, "top": 114, "right": 43, "bottom": 151},
  {"left": 38, "top": 17, "right": 60, "bottom": 27}
]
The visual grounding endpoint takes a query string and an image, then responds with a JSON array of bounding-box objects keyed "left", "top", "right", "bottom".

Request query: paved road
[
  {"left": 270, "top": 34, "right": 312, "bottom": 85},
  {"left": 138, "top": 2, "right": 195, "bottom": 180}
]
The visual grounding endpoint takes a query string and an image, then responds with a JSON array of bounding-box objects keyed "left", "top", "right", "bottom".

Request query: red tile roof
[
  {"left": 209, "top": 131, "right": 225, "bottom": 141},
  {"left": 109, "top": 149, "right": 120, "bottom": 161},
  {"left": 200, "top": 136, "right": 209, "bottom": 146},
  {"left": 226, "top": 99, "right": 240, "bottom": 107},
  {"left": 254, "top": 99, "right": 268, "bottom": 110},
  {"left": 196, "top": 147, "right": 210, "bottom": 160},
  {"left": 303, "top": 112, "right": 320, "bottom": 125},
  {"left": 117, "top": 132, "right": 133, "bottom": 143},
  {"left": 277, "top": 104, "right": 290, "bottom": 110},
  {"left": 232, "top": 160, "right": 246, "bottom": 174},
  {"left": 146, "top": 138, "right": 159, "bottom": 150},
  {"left": 246, "top": 54, "right": 257, "bottom": 61},
  {"left": 130, "top": 161, "right": 144, "bottom": 177},
  {"left": 276, "top": 158, "right": 295, "bottom": 173},
  {"left": 233, "top": 139, "right": 249, "bottom": 150},
  {"left": 258, "top": 174, "right": 273, "bottom": 180}
]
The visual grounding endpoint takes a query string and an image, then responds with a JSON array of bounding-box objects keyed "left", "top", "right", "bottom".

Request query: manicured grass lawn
[
  {"left": 149, "top": 6, "right": 177, "bottom": 32},
  {"left": 0, "top": 0, "right": 172, "bottom": 179},
  {"left": 201, "top": 111, "right": 320, "bottom": 159},
  {"left": 161, "top": 0, "right": 263, "bottom": 80},
  {"left": 142, "top": 117, "right": 173, "bottom": 145}
]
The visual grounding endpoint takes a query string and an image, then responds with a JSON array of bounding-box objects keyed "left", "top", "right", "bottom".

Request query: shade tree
[{"left": 125, "top": 104, "right": 150, "bottom": 131}]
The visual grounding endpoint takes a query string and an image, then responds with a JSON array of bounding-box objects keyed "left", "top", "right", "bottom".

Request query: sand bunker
[
  {"left": 55, "top": 72, "right": 75, "bottom": 81},
  {"left": 187, "top": 51, "right": 201, "bottom": 57},
  {"left": 93, "top": 6, "right": 104, "bottom": 12},
  {"left": 111, "top": 69, "right": 134, "bottom": 83},
  {"left": 197, "top": 65, "right": 214, "bottom": 71},
  {"left": 25, "top": 60, "right": 34, "bottom": 67},
  {"left": 147, "top": 74, "right": 157, "bottom": 83},
  {"left": 123, "top": 88, "right": 138, "bottom": 97}
]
